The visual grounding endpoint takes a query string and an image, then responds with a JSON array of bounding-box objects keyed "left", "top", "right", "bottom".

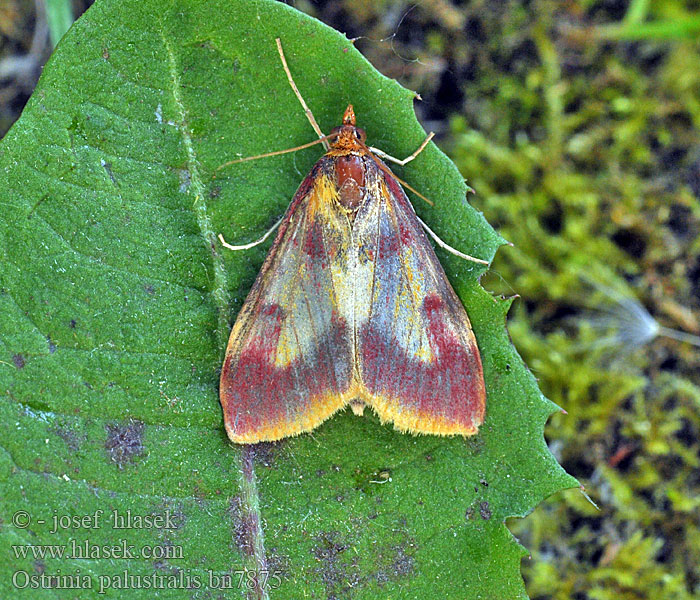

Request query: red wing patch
[
  {"left": 220, "top": 164, "right": 356, "bottom": 443},
  {"left": 353, "top": 159, "right": 486, "bottom": 436}
]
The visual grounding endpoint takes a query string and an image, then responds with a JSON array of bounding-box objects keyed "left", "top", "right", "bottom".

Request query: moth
[{"left": 218, "top": 40, "right": 488, "bottom": 444}]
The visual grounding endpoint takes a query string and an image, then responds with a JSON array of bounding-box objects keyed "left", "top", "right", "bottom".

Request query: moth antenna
[
  {"left": 276, "top": 38, "right": 329, "bottom": 150},
  {"left": 415, "top": 215, "right": 489, "bottom": 265},
  {"left": 368, "top": 132, "right": 435, "bottom": 166},
  {"left": 391, "top": 173, "right": 434, "bottom": 207},
  {"left": 218, "top": 217, "right": 283, "bottom": 251},
  {"left": 366, "top": 154, "right": 434, "bottom": 206},
  {"left": 214, "top": 134, "right": 338, "bottom": 172}
]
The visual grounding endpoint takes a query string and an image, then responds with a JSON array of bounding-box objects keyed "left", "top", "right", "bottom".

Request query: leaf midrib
[{"left": 159, "top": 24, "right": 270, "bottom": 600}]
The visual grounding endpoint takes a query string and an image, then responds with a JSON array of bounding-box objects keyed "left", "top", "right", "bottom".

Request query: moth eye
[
  {"left": 330, "top": 126, "right": 343, "bottom": 138},
  {"left": 355, "top": 128, "right": 367, "bottom": 143}
]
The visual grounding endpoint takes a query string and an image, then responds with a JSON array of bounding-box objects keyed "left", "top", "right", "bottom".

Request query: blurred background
[{"left": 2, "top": 1, "right": 699, "bottom": 598}]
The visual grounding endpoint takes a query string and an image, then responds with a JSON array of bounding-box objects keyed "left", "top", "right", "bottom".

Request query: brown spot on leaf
[
  {"left": 51, "top": 423, "right": 86, "bottom": 452},
  {"left": 228, "top": 495, "right": 256, "bottom": 557},
  {"left": 312, "top": 521, "right": 416, "bottom": 593},
  {"left": 391, "top": 545, "right": 415, "bottom": 577},
  {"left": 480, "top": 501, "right": 492, "bottom": 520},
  {"left": 151, "top": 538, "right": 179, "bottom": 573},
  {"left": 104, "top": 420, "right": 145, "bottom": 468},
  {"left": 312, "top": 531, "right": 359, "bottom": 593},
  {"left": 12, "top": 354, "right": 25, "bottom": 369},
  {"left": 374, "top": 542, "right": 417, "bottom": 586},
  {"left": 250, "top": 440, "right": 282, "bottom": 467},
  {"left": 266, "top": 549, "right": 291, "bottom": 583}
]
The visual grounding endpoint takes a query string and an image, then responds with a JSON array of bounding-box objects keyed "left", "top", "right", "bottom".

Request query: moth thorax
[{"left": 335, "top": 154, "right": 366, "bottom": 211}]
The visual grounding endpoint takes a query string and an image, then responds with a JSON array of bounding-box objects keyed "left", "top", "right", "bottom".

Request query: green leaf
[
  {"left": 45, "top": 0, "right": 75, "bottom": 48},
  {"left": 0, "top": 0, "right": 577, "bottom": 598}
]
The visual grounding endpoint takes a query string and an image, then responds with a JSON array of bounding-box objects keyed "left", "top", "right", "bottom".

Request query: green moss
[{"left": 443, "top": 2, "right": 700, "bottom": 598}]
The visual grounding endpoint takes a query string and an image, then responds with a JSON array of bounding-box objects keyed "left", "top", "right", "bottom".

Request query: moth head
[
  {"left": 330, "top": 110, "right": 367, "bottom": 152},
  {"left": 330, "top": 125, "right": 366, "bottom": 142}
]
